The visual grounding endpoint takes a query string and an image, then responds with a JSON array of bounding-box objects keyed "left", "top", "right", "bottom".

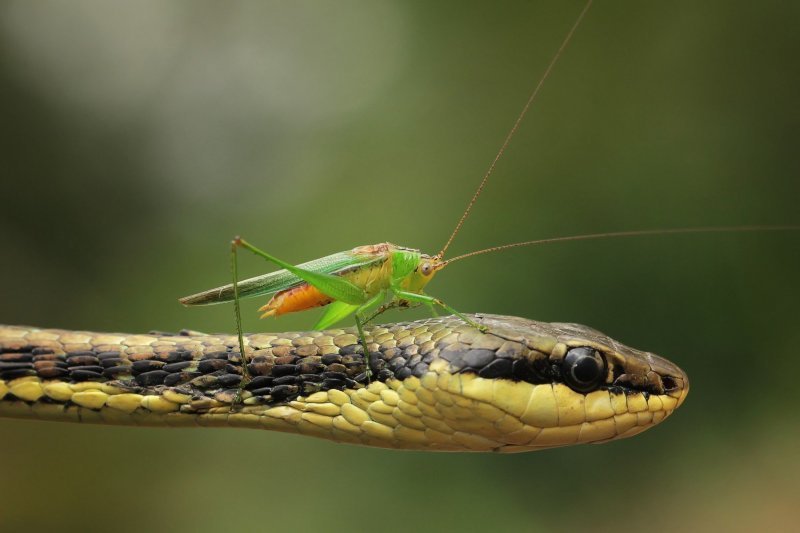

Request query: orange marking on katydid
[{"left": 259, "top": 284, "right": 333, "bottom": 318}]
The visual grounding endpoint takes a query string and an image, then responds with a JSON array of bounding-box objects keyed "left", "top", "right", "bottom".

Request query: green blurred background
[{"left": 1, "top": 1, "right": 798, "bottom": 531}]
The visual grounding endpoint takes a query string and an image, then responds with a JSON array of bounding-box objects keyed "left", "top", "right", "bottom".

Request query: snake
[{"left": 0, "top": 314, "right": 688, "bottom": 453}]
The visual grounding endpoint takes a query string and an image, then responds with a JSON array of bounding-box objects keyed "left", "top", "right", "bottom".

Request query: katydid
[
  {"left": 180, "top": 239, "right": 477, "bottom": 372},
  {"left": 179, "top": 0, "right": 797, "bottom": 390},
  {"left": 179, "top": 1, "right": 597, "bottom": 385}
]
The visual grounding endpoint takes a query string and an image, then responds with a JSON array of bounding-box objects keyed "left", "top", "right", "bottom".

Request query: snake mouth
[
  {"left": 490, "top": 381, "right": 689, "bottom": 453},
  {"left": 408, "top": 369, "right": 690, "bottom": 454}
]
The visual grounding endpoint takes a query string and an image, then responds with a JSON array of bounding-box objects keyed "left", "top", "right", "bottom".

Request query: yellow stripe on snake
[{"left": 0, "top": 314, "right": 688, "bottom": 453}]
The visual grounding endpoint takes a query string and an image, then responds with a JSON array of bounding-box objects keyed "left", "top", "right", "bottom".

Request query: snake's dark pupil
[{"left": 573, "top": 356, "right": 599, "bottom": 383}]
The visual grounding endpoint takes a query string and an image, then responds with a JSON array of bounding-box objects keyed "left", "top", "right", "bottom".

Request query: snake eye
[{"left": 562, "top": 347, "right": 606, "bottom": 392}]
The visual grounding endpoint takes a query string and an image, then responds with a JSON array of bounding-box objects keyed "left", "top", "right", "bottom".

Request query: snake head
[{"left": 407, "top": 314, "right": 689, "bottom": 452}]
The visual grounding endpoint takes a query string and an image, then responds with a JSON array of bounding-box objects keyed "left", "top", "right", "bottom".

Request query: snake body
[{"left": 0, "top": 314, "right": 688, "bottom": 453}]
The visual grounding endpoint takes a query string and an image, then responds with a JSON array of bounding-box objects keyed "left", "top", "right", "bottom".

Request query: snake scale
[{"left": 0, "top": 314, "right": 688, "bottom": 453}]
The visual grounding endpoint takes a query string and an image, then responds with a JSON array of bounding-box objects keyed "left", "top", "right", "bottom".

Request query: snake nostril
[{"left": 662, "top": 376, "right": 678, "bottom": 391}]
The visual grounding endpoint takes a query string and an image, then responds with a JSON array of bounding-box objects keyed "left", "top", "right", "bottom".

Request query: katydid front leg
[
  {"left": 391, "top": 289, "right": 487, "bottom": 332},
  {"left": 234, "top": 238, "right": 367, "bottom": 305},
  {"left": 363, "top": 299, "right": 426, "bottom": 325}
]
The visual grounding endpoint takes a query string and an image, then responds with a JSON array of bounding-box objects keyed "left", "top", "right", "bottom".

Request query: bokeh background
[{"left": 1, "top": 1, "right": 798, "bottom": 531}]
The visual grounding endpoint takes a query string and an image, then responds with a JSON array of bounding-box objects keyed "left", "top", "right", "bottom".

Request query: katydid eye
[
  {"left": 420, "top": 263, "right": 433, "bottom": 275},
  {"left": 562, "top": 347, "right": 606, "bottom": 392}
]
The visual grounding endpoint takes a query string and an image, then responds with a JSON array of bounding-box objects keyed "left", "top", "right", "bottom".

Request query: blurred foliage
[{"left": 0, "top": 1, "right": 798, "bottom": 531}]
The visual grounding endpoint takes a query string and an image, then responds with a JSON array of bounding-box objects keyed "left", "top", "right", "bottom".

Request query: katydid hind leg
[
  {"left": 234, "top": 237, "right": 366, "bottom": 305},
  {"left": 231, "top": 240, "right": 250, "bottom": 408}
]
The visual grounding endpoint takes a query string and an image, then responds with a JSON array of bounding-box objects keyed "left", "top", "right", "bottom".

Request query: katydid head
[{"left": 395, "top": 252, "right": 446, "bottom": 293}]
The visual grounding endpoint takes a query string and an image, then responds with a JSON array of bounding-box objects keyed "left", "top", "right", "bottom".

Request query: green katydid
[
  {"left": 180, "top": 0, "right": 797, "bottom": 389},
  {"left": 180, "top": 239, "right": 477, "bottom": 367}
]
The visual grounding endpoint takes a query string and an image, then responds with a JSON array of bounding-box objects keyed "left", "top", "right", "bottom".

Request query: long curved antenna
[
  {"left": 441, "top": 225, "right": 800, "bottom": 266},
  {"left": 438, "top": 0, "right": 595, "bottom": 259}
]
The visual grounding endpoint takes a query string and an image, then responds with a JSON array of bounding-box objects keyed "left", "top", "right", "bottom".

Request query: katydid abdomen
[{"left": 259, "top": 284, "right": 334, "bottom": 318}]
